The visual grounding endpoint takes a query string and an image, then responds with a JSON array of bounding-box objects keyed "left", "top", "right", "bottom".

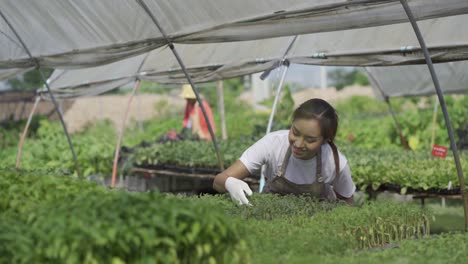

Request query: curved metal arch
[{"left": 400, "top": 0, "right": 467, "bottom": 231}]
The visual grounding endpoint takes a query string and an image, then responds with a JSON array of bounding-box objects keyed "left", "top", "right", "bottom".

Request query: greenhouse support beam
[
  {"left": 137, "top": 0, "right": 224, "bottom": 170},
  {"left": 134, "top": 53, "right": 152, "bottom": 133},
  {"left": 259, "top": 60, "right": 291, "bottom": 193},
  {"left": 16, "top": 96, "right": 41, "bottom": 168},
  {"left": 265, "top": 60, "right": 291, "bottom": 135},
  {"left": 111, "top": 79, "right": 141, "bottom": 188},
  {"left": 400, "top": 0, "right": 467, "bottom": 231},
  {"left": 259, "top": 36, "right": 298, "bottom": 193},
  {"left": 0, "top": 9, "right": 82, "bottom": 178}
]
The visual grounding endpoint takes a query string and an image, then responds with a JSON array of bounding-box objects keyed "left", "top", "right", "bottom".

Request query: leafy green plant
[
  {"left": 0, "top": 170, "right": 248, "bottom": 263},
  {"left": 328, "top": 68, "right": 369, "bottom": 90}
]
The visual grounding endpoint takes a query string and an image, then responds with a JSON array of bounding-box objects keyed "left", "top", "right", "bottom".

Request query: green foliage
[
  {"left": 328, "top": 68, "right": 369, "bottom": 90},
  {"left": 335, "top": 96, "right": 405, "bottom": 119},
  {"left": 7, "top": 68, "right": 53, "bottom": 91},
  {"left": 336, "top": 95, "right": 467, "bottom": 150},
  {"left": 0, "top": 101, "right": 264, "bottom": 176},
  {"left": 198, "top": 193, "right": 340, "bottom": 220},
  {"left": 259, "top": 84, "right": 295, "bottom": 127},
  {"left": 338, "top": 116, "right": 399, "bottom": 149},
  {"left": 196, "top": 194, "right": 431, "bottom": 261},
  {"left": 133, "top": 138, "right": 256, "bottom": 169},
  {"left": 0, "top": 115, "right": 46, "bottom": 148},
  {"left": 187, "top": 77, "right": 274, "bottom": 139},
  {"left": 0, "top": 170, "right": 451, "bottom": 264},
  {"left": 0, "top": 170, "right": 248, "bottom": 263},
  {"left": 221, "top": 106, "right": 270, "bottom": 139},
  {"left": 332, "top": 232, "right": 468, "bottom": 264},
  {"left": 388, "top": 96, "right": 467, "bottom": 150},
  {"left": 354, "top": 70, "right": 370, "bottom": 86},
  {"left": 123, "top": 117, "right": 182, "bottom": 147},
  {"left": 204, "top": 78, "right": 245, "bottom": 111},
  {"left": 1, "top": 91, "right": 465, "bottom": 196},
  {"left": 343, "top": 146, "right": 468, "bottom": 192},
  {"left": 0, "top": 168, "right": 104, "bottom": 214},
  {"left": 0, "top": 120, "right": 117, "bottom": 176},
  {"left": 137, "top": 80, "right": 172, "bottom": 94},
  {"left": 0, "top": 169, "right": 432, "bottom": 264},
  {"left": 131, "top": 138, "right": 467, "bottom": 192}
]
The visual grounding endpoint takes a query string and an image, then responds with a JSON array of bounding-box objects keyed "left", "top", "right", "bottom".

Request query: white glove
[{"left": 225, "top": 177, "right": 253, "bottom": 205}]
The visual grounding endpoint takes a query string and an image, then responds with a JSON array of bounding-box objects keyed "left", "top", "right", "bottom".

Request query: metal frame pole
[
  {"left": 259, "top": 36, "right": 298, "bottom": 192},
  {"left": 259, "top": 61, "right": 291, "bottom": 192},
  {"left": 384, "top": 96, "right": 410, "bottom": 150},
  {"left": 16, "top": 96, "right": 41, "bottom": 168},
  {"left": 137, "top": 0, "right": 224, "bottom": 170},
  {"left": 400, "top": 0, "right": 467, "bottom": 231},
  {"left": 258, "top": 35, "right": 298, "bottom": 193},
  {"left": 0, "top": 9, "right": 82, "bottom": 177},
  {"left": 266, "top": 60, "right": 290, "bottom": 134},
  {"left": 364, "top": 67, "right": 410, "bottom": 150},
  {"left": 111, "top": 79, "right": 141, "bottom": 187}
]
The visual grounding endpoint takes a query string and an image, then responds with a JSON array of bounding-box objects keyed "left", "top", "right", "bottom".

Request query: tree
[
  {"left": 7, "top": 68, "right": 53, "bottom": 91},
  {"left": 328, "top": 68, "right": 369, "bottom": 90}
]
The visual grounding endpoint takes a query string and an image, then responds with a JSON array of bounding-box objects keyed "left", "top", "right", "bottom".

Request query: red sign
[{"left": 432, "top": 144, "right": 448, "bottom": 158}]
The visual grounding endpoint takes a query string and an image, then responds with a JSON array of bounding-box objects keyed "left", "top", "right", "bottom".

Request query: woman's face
[{"left": 288, "top": 118, "right": 324, "bottom": 160}]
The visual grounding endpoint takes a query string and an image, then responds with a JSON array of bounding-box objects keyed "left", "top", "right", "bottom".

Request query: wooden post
[
  {"left": 111, "top": 80, "right": 141, "bottom": 187},
  {"left": 16, "top": 96, "right": 41, "bottom": 168}
]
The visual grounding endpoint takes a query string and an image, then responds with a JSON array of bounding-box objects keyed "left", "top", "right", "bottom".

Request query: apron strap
[{"left": 277, "top": 147, "right": 292, "bottom": 177}]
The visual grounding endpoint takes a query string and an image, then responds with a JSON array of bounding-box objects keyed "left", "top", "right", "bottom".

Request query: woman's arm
[{"left": 213, "top": 160, "right": 251, "bottom": 192}]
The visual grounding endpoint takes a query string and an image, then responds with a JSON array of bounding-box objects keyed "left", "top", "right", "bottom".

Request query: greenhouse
[{"left": 1, "top": 1, "right": 467, "bottom": 263}]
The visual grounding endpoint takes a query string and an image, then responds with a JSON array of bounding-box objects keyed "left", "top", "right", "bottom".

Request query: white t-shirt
[{"left": 239, "top": 130, "right": 356, "bottom": 198}]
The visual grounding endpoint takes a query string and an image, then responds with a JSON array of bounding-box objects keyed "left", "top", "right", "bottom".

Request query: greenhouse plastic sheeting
[
  {"left": 0, "top": 68, "right": 29, "bottom": 81},
  {"left": 44, "top": 14, "right": 468, "bottom": 99},
  {"left": 1, "top": 0, "right": 468, "bottom": 69},
  {"left": 366, "top": 61, "right": 468, "bottom": 100}
]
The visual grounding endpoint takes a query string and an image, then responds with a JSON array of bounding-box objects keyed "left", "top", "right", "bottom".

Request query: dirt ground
[
  {"left": 63, "top": 85, "right": 375, "bottom": 133},
  {"left": 63, "top": 94, "right": 185, "bottom": 133}
]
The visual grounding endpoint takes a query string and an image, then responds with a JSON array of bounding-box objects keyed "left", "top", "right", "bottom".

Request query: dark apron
[{"left": 263, "top": 146, "right": 336, "bottom": 200}]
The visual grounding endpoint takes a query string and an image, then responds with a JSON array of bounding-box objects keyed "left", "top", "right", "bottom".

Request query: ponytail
[{"left": 328, "top": 140, "right": 340, "bottom": 178}]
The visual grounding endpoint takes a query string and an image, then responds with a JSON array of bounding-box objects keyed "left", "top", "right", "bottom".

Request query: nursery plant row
[
  {"left": 3, "top": 169, "right": 463, "bottom": 264},
  {"left": 1, "top": 118, "right": 466, "bottom": 194}
]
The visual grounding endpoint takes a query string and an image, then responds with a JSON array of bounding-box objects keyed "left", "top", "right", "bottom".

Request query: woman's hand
[
  {"left": 225, "top": 177, "right": 253, "bottom": 205},
  {"left": 213, "top": 160, "right": 252, "bottom": 205}
]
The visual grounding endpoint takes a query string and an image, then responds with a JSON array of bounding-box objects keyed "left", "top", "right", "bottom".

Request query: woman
[{"left": 213, "top": 98, "right": 355, "bottom": 205}]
